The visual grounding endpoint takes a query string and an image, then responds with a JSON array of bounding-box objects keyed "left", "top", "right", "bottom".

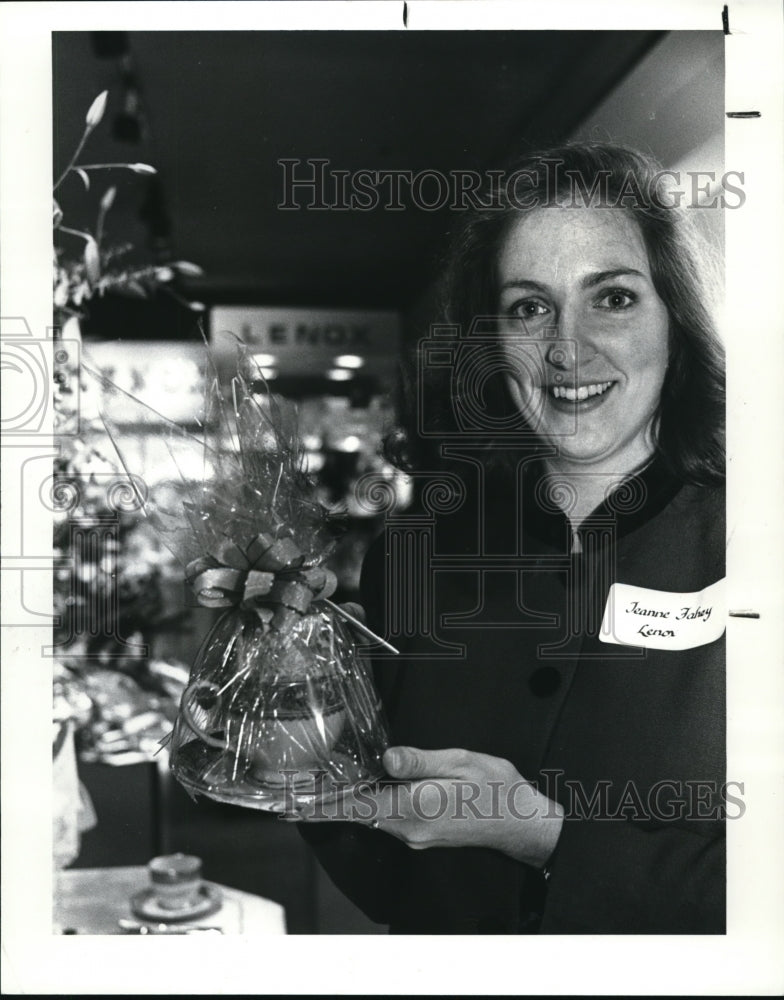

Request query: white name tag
[{"left": 599, "top": 579, "right": 726, "bottom": 651}]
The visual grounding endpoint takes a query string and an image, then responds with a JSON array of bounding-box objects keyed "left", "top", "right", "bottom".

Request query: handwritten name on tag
[{"left": 599, "top": 579, "right": 726, "bottom": 651}]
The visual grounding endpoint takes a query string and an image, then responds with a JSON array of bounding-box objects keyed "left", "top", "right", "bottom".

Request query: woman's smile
[
  {"left": 497, "top": 206, "right": 670, "bottom": 477},
  {"left": 547, "top": 379, "right": 615, "bottom": 403}
]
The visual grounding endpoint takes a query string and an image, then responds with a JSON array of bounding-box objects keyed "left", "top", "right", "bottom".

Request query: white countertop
[{"left": 54, "top": 865, "right": 286, "bottom": 935}]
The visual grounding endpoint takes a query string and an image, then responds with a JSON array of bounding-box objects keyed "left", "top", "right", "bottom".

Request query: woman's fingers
[
  {"left": 338, "top": 601, "right": 366, "bottom": 623},
  {"left": 383, "top": 745, "right": 481, "bottom": 780},
  {"left": 384, "top": 746, "right": 455, "bottom": 779},
  {"left": 327, "top": 600, "right": 400, "bottom": 654}
]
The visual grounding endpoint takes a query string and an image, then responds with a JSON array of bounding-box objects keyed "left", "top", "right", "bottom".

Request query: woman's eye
[
  {"left": 596, "top": 289, "right": 636, "bottom": 310},
  {"left": 511, "top": 299, "right": 549, "bottom": 319}
]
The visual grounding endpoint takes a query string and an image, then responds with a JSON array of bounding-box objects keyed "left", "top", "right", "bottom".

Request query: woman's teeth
[{"left": 550, "top": 381, "right": 614, "bottom": 401}]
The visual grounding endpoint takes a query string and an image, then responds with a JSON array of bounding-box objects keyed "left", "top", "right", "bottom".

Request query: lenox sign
[{"left": 210, "top": 306, "right": 400, "bottom": 380}]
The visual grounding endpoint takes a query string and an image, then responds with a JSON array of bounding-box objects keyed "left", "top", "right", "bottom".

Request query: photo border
[{"left": 1, "top": 1, "right": 782, "bottom": 994}]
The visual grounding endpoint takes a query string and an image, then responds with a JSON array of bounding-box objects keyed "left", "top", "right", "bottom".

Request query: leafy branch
[{"left": 53, "top": 90, "right": 204, "bottom": 319}]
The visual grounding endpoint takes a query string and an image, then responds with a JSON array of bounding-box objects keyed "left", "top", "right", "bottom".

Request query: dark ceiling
[{"left": 53, "top": 29, "right": 663, "bottom": 329}]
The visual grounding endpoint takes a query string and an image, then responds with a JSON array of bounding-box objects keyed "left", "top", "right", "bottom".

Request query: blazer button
[{"left": 528, "top": 666, "right": 562, "bottom": 697}]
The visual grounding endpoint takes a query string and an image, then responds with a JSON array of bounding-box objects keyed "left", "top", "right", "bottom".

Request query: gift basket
[{"left": 91, "top": 350, "right": 390, "bottom": 811}]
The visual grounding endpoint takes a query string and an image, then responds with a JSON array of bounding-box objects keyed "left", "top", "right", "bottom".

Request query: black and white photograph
[{"left": 1, "top": 1, "right": 783, "bottom": 994}]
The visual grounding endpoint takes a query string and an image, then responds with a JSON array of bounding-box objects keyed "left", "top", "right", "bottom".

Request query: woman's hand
[{"left": 299, "top": 745, "right": 564, "bottom": 870}]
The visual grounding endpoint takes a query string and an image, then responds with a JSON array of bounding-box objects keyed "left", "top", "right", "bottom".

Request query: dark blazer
[{"left": 301, "top": 459, "right": 726, "bottom": 934}]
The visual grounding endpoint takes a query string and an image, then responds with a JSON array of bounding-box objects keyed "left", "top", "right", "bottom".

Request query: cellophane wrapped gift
[{"left": 94, "top": 352, "right": 389, "bottom": 811}]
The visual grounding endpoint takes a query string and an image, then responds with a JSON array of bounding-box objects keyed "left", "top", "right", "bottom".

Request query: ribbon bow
[{"left": 185, "top": 531, "right": 337, "bottom": 632}]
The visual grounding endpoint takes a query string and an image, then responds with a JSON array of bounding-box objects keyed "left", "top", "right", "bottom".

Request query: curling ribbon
[{"left": 185, "top": 532, "right": 337, "bottom": 630}]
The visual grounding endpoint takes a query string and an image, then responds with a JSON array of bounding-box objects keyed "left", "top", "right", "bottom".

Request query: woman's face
[{"left": 496, "top": 206, "right": 670, "bottom": 477}]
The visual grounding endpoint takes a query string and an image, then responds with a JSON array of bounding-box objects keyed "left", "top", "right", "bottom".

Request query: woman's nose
[
  {"left": 545, "top": 335, "right": 578, "bottom": 371},
  {"left": 545, "top": 307, "right": 597, "bottom": 369}
]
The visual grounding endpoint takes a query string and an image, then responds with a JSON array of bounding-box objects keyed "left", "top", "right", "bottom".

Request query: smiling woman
[
  {"left": 496, "top": 205, "right": 672, "bottom": 522},
  {"left": 408, "top": 142, "right": 725, "bottom": 489},
  {"left": 298, "top": 142, "right": 727, "bottom": 935}
]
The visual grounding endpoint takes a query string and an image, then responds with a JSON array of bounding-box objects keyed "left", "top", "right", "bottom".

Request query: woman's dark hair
[{"left": 389, "top": 141, "right": 725, "bottom": 487}]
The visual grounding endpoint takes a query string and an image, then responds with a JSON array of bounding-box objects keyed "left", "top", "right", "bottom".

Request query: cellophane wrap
[{"left": 93, "top": 351, "right": 389, "bottom": 811}]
